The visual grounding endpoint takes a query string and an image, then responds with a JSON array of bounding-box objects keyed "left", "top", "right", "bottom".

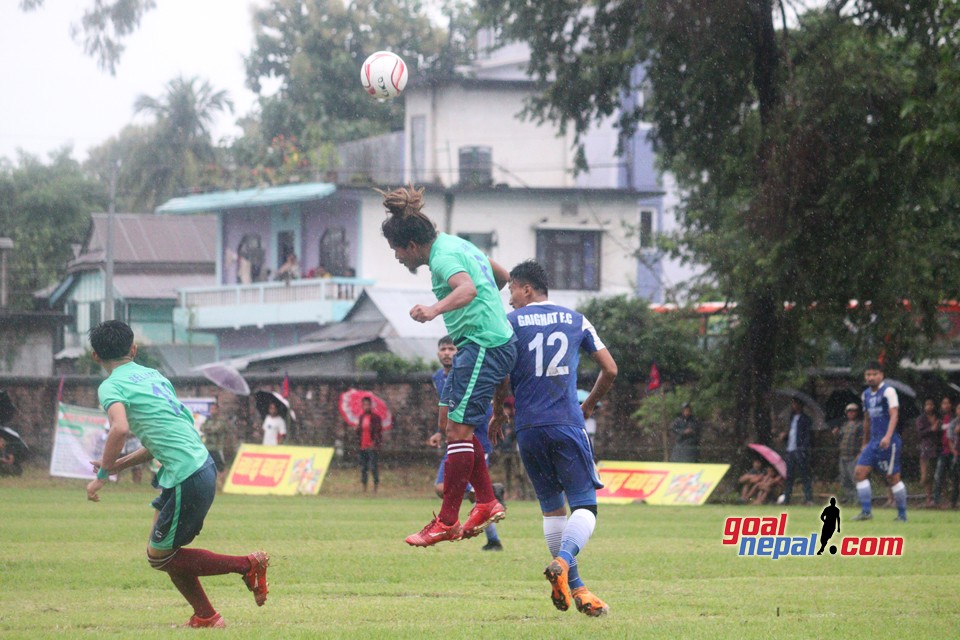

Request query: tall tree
[
  {"left": 108, "top": 76, "right": 234, "bottom": 209},
  {"left": 477, "top": 1, "right": 960, "bottom": 443},
  {"left": 20, "top": 0, "right": 156, "bottom": 74},
  {"left": 0, "top": 151, "right": 105, "bottom": 308}
]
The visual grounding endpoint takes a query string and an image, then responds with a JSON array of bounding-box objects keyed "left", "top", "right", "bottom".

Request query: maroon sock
[
  {"left": 469, "top": 435, "right": 496, "bottom": 503},
  {"left": 163, "top": 548, "right": 251, "bottom": 577},
  {"left": 167, "top": 572, "right": 216, "bottom": 619},
  {"left": 438, "top": 439, "right": 475, "bottom": 525}
]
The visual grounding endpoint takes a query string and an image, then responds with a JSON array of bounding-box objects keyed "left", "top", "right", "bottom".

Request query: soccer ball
[{"left": 361, "top": 51, "right": 408, "bottom": 100}]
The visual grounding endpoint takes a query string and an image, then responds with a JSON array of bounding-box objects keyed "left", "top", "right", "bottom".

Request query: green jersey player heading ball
[{"left": 379, "top": 184, "right": 518, "bottom": 547}]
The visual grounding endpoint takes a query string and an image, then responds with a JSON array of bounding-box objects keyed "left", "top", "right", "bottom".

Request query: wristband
[{"left": 96, "top": 467, "right": 110, "bottom": 480}]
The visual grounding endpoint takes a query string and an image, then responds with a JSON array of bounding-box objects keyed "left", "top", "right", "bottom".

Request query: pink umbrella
[
  {"left": 748, "top": 443, "right": 787, "bottom": 478},
  {"left": 338, "top": 389, "right": 393, "bottom": 430}
]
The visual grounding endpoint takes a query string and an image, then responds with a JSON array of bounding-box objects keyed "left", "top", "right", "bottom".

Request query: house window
[
  {"left": 319, "top": 227, "right": 349, "bottom": 276},
  {"left": 237, "top": 234, "right": 265, "bottom": 283},
  {"left": 89, "top": 301, "right": 101, "bottom": 328},
  {"left": 640, "top": 209, "right": 654, "bottom": 249},
  {"left": 65, "top": 301, "right": 78, "bottom": 332},
  {"left": 536, "top": 230, "right": 601, "bottom": 291},
  {"left": 457, "top": 232, "right": 495, "bottom": 255}
]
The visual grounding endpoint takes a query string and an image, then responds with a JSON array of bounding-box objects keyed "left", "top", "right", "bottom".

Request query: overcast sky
[{"left": 0, "top": 0, "right": 265, "bottom": 164}]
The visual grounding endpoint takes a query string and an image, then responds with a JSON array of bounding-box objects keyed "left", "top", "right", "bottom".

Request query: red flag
[
  {"left": 281, "top": 372, "right": 290, "bottom": 398},
  {"left": 647, "top": 362, "right": 661, "bottom": 392}
]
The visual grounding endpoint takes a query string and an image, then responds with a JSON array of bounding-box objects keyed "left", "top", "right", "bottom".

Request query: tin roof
[
  {"left": 70, "top": 213, "right": 216, "bottom": 268},
  {"left": 155, "top": 182, "right": 336, "bottom": 214}
]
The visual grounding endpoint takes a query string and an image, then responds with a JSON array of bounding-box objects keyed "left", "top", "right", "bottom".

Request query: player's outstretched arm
[
  {"left": 489, "top": 258, "right": 509, "bottom": 290},
  {"left": 581, "top": 349, "right": 618, "bottom": 419}
]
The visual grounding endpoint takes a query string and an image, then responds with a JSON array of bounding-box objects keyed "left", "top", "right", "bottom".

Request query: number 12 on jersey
[{"left": 528, "top": 331, "right": 570, "bottom": 377}]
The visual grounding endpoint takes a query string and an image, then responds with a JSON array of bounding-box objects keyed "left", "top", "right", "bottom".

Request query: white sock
[
  {"left": 543, "top": 515, "right": 566, "bottom": 557},
  {"left": 560, "top": 509, "right": 597, "bottom": 558},
  {"left": 857, "top": 479, "right": 872, "bottom": 513}
]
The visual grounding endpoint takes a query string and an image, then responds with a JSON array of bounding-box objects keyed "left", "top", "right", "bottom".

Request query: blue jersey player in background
[
  {"left": 429, "top": 335, "right": 505, "bottom": 551},
  {"left": 853, "top": 360, "right": 908, "bottom": 522},
  {"left": 491, "top": 260, "right": 618, "bottom": 617}
]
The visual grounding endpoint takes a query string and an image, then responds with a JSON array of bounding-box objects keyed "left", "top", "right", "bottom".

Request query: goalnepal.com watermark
[{"left": 722, "top": 511, "right": 904, "bottom": 559}]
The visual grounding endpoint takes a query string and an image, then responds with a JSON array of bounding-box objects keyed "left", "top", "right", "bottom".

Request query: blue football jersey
[
  {"left": 862, "top": 382, "right": 900, "bottom": 440},
  {"left": 507, "top": 302, "right": 605, "bottom": 431}
]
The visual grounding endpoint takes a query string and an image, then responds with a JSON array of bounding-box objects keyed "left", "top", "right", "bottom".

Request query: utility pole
[{"left": 104, "top": 160, "right": 119, "bottom": 321}]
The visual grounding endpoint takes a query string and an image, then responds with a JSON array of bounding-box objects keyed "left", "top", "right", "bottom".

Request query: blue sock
[
  {"left": 857, "top": 480, "right": 872, "bottom": 514},
  {"left": 892, "top": 481, "right": 907, "bottom": 518},
  {"left": 485, "top": 523, "right": 499, "bottom": 543}
]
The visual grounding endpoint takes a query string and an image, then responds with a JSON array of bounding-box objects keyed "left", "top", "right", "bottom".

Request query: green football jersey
[
  {"left": 97, "top": 361, "right": 208, "bottom": 488},
  {"left": 428, "top": 232, "right": 513, "bottom": 348}
]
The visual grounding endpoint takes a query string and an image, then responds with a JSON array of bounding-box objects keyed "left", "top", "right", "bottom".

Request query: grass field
[{"left": 1, "top": 465, "right": 958, "bottom": 639}]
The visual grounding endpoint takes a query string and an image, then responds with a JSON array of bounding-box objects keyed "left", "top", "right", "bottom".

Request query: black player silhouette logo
[{"left": 817, "top": 497, "right": 841, "bottom": 555}]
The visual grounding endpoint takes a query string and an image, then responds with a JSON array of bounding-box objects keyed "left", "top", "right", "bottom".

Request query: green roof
[{"left": 155, "top": 182, "right": 336, "bottom": 214}]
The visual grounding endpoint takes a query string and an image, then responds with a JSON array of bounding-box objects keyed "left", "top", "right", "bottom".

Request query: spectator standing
[
  {"left": 669, "top": 403, "right": 701, "bottom": 463},
  {"left": 261, "top": 403, "right": 286, "bottom": 446},
  {"left": 915, "top": 398, "right": 941, "bottom": 507},
  {"left": 779, "top": 398, "right": 813, "bottom": 505},
  {"left": 945, "top": 404, "right": 960, "bottom": 509},
  {"left": 201, "top": 402, "right": 230, "bottom": 485},
  {"left": 834, "top": 403, "right": 863, "bottom": 504},
  {"left": 933, "top": 397, "right": 958, "bottom": 507},
  {"left": 357, "top": 397, "right": 383, "bottom": 494}
]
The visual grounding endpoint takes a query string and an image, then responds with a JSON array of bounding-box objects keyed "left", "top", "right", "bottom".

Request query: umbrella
[
  {"left": 774, "top": 388, "right": 827, "bottom": 430},
  {"left": 883, "top": 378, "right": 919, "bottom": 421},
  {"left": 338, "top": 389, "right": 393, "bottom": 430},
  {"left": 885, "top": 378, "right": 917, "bottom": 399},
  {"left": 197, "top": 363, "right": 250, "bottom": 396},
  {"left": 254, "top": 390, "right": 297, "bottom": 422},
  {"left": 0, "top": 426, "right": 26, "bottom": 450},
  {"left": 747, "top": 443, "right": 786, "bottom": 478}
]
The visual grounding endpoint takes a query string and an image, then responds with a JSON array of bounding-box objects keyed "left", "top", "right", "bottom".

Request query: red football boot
[
  {"left": 184, "top": 612, "right": 226, "bottom": 628},
  {"left": 460, "top": 500, "right": 506, "bottom": 539},
  {"left": 242, "top": 550, "right": 270, "bottom": 606},
  {"left": 405, "top": 514, "right": 462, "bottom": 547}
]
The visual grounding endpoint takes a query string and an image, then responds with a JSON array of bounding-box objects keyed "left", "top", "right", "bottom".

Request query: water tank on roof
[{"left": 459, "top": 146, "right": 493, "bottom": 187}]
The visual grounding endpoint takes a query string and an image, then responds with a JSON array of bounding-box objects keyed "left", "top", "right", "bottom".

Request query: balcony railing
[{"left": 176, "top": 277, "right": 373, "bottom": 330}]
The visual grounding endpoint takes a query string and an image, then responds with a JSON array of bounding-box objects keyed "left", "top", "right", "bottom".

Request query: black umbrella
[
  {"left": 885, "top": 378, "right": 919, "bottom": 421},
  {"left": 774, "top": 388, "right": 827, "bottom": 430},
  {"left": 0, "top": 426, "right": 28, "bottom": 455}
]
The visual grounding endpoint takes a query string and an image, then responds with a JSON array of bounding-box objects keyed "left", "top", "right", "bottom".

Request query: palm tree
[{"left": 132, "top": 76, "right": 234, "bottom": 205}]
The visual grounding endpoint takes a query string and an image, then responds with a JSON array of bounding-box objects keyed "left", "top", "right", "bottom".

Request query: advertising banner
[
  {"left": 596, "top": 460, "right": 729, "bottom": 506},
  {"left": 49, "top": 402, "right": 109, "bottom": 480},
  {"left": 224, "top": 444, "right": 334, "bottom": 496}
]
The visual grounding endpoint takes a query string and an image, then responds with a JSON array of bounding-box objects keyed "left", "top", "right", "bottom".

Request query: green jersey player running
[{"left": 85, "top": 320, "right": 269, "bottom": 628}]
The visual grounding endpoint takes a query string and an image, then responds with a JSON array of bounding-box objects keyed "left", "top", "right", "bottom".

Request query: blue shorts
[
  {"left": 440, "top": 338, "right": 517, "bottom": 427},
  {"left": 517, "top": 425, "right": 603, "bottom": 513},
  {"left": 149, "top": 456, "right": 216, "bottom": 550},
  {"left": 857, "top": 436, "right": 902, "bottom": 476}
]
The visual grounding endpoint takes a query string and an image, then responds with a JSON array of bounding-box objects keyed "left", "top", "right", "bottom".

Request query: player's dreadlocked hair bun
[{"left": 378, "top": 184, "right": 437, "bottom": 248}]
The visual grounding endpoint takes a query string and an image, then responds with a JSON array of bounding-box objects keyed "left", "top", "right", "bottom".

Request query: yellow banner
[
  {"left": 224, "top": 444, "right": 334, "bottom": 496},
  {"left": 596, "top": 460, "right": 729, "bottom": 506}
]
